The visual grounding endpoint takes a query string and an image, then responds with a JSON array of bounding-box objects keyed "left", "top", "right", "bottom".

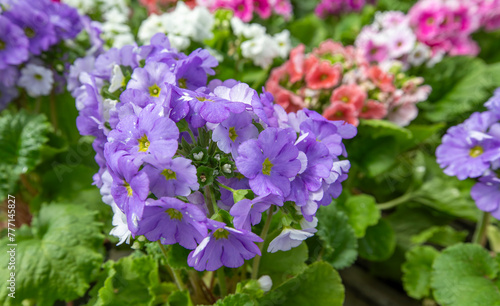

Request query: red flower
[
  {"left": 305, "top": 61, "right": 342, "bottom": 90},
  {"left": 359, "top": 100, "right": 388, "bottom": 119},
  {"left": 323, "top": 102, "right": 359, "bottom": 126},
  {"left": 366, "top": 66, "right": 395, "bottom": 93},
  {"left": 287, "top": 44, "right": 305, "bottom": 83},
  {"left": 330, "top": 84, "right": 366, "bottom": 110},
  {"left": 275, "top": 88, "right": 306, "bottom": 113}
]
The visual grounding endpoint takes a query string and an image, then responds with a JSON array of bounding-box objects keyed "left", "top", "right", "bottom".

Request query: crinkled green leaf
[
  {"left": 0, "top": 204, "right": 104, "bottom": 306},
  {"left": 338, "top": 194, "right": 381, "bottom": 238},
  {"left": 259, "top": 229, "right": 308, "bottom": 286},
  {"left": 96, "top": 255, "right": 173, "bottom": 306},
  {"left": 317, "top": 205, "right": 358, "bottom": 269},
  {"left": 358, "top": 219, "right": 396, "bottom": 261},
  {"left": 0, "top": 110, "right": 51, "bottom": 174},
  {"left": 410, "top": 225, "right": 467, "bottom": 247},
  {"left": 288, "top": 14, "right": 328, "bottom": 47},
  {"left": 167, "top": 290, "right": 193, "bottom": 306},
  {"left": 167, "top": 244, "right": 193, "bottom": 270},
  {"left": 259, "top": 262, "right": 344, "bottom": 306},
  {"left": 402, "top": 246, "right": 440, "bottom": 299},
  {"left": 431, "top": 243, "right": 500, "bottom": 306},
  {"left": 212, "top": 293, "right": 255, "bottom": 306}
]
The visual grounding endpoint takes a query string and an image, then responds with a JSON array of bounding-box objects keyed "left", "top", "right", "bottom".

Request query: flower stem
[
  {"left": 251, "top": 206, "right": 274, "bottom": 279},
  {"left": 472, "top": 211, "right": 490, "bottom": 246},
  {"left": 157, "top": 241, "right": 185, "bottom": 290},
  {"left": 377, "top": 193, "right": 413, "bottom": 210},
  {"left": 217, "top": 268, "right": 227, "bottom": 298},
  {"left": 49, "top": 92, "right": 59, "bottom": 132}
]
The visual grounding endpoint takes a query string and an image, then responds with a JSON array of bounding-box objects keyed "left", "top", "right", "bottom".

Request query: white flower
[
  {"left": 231, "top": 17, "right": 265, "bottom": 38},
  {"left": 103, "top": 7, "right": 128, "bottom": 24},
  {"left": 102, "top": 98, "right": 117, "bottom": 123},
  {"left": 109, "top": 202, "right": 132, "bottom": 245},
  {"left": 109, "top": 65, "right": 125, "bottom": 93},
  {"left": 62, "top": 0, "right": 95, "bottom": 14},
  {"left": 112, "top": 33, "right": 135, "bottom": 49},
  {"left": 241, "top": 35, "right": 279, "bottom": 68},
  {"left": 167, "top": 34, "right": 191, "bottom": 51},
  {"left": 138, "top": 14, "right": 169, "bottom": 43},
  {"left": 18, "top": 64, "right": 54, "bottom": 97},
  {"left": 408, "top": 43, "right": 431, "bottom": 67},
  {"left": 385, "top": 26, "right": 416, "bottom": 59},
  {"left": 258, "top": 275, "right": 273, "bottom": 292},
  {"left": 267, "top": 228, "right": 314, "bottom": 253},
  {"left": 99, "top": 170, "right": 114, "bottom": 206},
  {"left": 274, "top": 30, "right": 291, "bottom": 58}
]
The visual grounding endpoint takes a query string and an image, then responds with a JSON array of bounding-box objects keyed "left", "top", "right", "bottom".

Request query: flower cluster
[
  {"left": 63, "top": 0, "right": 134, "bottom": 48},
  {"left": 408, "top": 0, "right": 500, "bottom": 57},
  {"left": 0, "top": 0, "right": 82, "bottom": 109},
  {"left": 139, "top": 0, "right": 197, "bottom": 15},
  {"left": 355, "top": 11, "right": 439, "bottom": 71},
  {"left": 138, "top": 2, "right": 214, "bottom": 50},
  {"left": 436, "top": 88, "right": 500, "bottom": 219},
  {"left": 70, "top": 33, "right": 355, "bottom": 271},
  {"left": 266, "top": 40, "right": 431, "bottom": 126},
  {"left": 197, "top": 0, "right": 293, "bottom": 22},
  {"left": 230, "top": 17, "right": 290, "bottom": 68},
  {"left": 315, "top": 0, "right": 376, "bottom": 18}
]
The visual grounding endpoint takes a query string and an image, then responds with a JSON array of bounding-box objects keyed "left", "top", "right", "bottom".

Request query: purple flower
[
  {"left": 36, "top": 0, "right": 82, "bottom": 40},
  {"left": 0, "top": 83, "right": 18, "bottom": 111},
  {"left": 436, "top": 112, "right": 500, "bottom": 180},
  {"left": 212, "top": 112, "right": 259, "bottom": 157},
  {"left": 230, "top": 194, "right": 283, "bottom": 230},
  {"left": 485, "top": 87, "right": 500, "bottom": 118},
  {"left": 0, "top": 66, "right": 19, "bottom": 87},
  {"left": 267, "top": 218, "right": 318, "bottom": 253},
  {"left": 0, "top": 16, "right": 29, "bottom": 69},
  {"left": 471, "top": 175, "right": 500, "bottom": 220},
  {"left": 4, "top": 2, "right": 57, "bottom": 55},
  {"left": 143, "top": 155, "right": 199, "bottom": 197},
  {"left": 127, "top": 61, "right": 176, "bottom": 102},
  {"left": 107, "top": 104, "right": 179, "bottom": 164},
  {"left": 236, "top": 127, "right": 301, "bottom": 197},
  {"left": 135, "top": 197, "right": 208, "bottom": 249},
  {"left": 318, "top": 160, "right": 351, "bottom": 206},
  {"left": 108, "top": 152, "right": 150, "bottom": 233},
  {"left": 287, "top": 137, "right": 333, "bottom": 206},
  {"left": 187, "top": 222, "right": 263, "bottom": 271},
  {"left": 217, "top": 176, "right": 251, "bottom": 210},
  {"left": 75, "top": 75, "right": 105, "bottom": 138},
  {"left": 173, "top": 49, "right": 217, "bottom": 90},
  {"left": 173, "top": 87, "right": 248, "bottom": 123}
]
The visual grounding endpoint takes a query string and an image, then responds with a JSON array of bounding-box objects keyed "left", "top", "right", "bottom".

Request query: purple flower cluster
[
  {"left": 72, "top": 33, "right": 355, "bottom": 271},
  {"left": 436, "top": 88, "right": 500, "bottom": 219},
  {"left": 315, "top": 0, "right": 376, "bottom": 18},
  {"left": 0, "top": 0, "right": 83, "bottom": 108}
]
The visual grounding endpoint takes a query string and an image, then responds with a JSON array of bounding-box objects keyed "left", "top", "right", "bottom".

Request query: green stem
[
  {"left": 217, "top": 268, "right": 227, "bottom": 298},
  {"left": 377, "top": 193, "right": 413, "bottom": 210},
  {"left": 204, "top": 185, "right": 215, "bottom": 216},
  {"left": 157, "top": 241, "right": 185, "bottom": 290},
  {"left": 472, "top": 211, "right": 490, "bottom": 246},
  {"left": 251, "top": 206, "right": 274, "bottom": 279},
  {"left": 50, "top": 92, "right": 59, "bottom": 132},
  {"left": 187, "top": 129, "right": 196, "bottom": 144}
]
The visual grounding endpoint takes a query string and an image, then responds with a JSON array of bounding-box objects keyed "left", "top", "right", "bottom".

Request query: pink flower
[
  {"left": 387, "top": 103, "right": 418, "bottom": 126},
  {"left": 305, "top": 61, "right": 342, "bottom": 90},
  {"left": 253, "top": 0, "right": 272, "bottom": 19},
  {"left": 366, "top": 66, "right": 395, "bottom": 93},
  {"left": 359, "top": 100, "right": 387, "bottom": 119},
  {"left": 330, "top": 84, "right": 366, "bottom": 110},
  {"left": 323, "top": 102, "right": 359, "bottom": 126},
  {"left": 274, "top": 0, "right": 292, "bottom": 19},
  {"left": 275, "top": 88, "right": 306, "bottom": 113},
  {"left": 287, "top": 44, "right": 305, "bottom": 83},
  {"left": 232, "top": 0, "right": 255, "bottom": 22}
]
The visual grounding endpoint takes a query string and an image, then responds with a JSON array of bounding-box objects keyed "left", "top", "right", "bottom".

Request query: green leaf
[
  {"left": 410, "top": 225, "right": 467, "bottom": 247},
  {"left": 167, "top": 244, "right": 193, "bottom": 270},
  {"left": 288, "top": 14, "right": 328, "bottom": 47},
  {"left": 488, "top": 225, "right": 500, "bottom": 253},
  {"left": 96, "top": 256, "right": 173, "bottom": 306},
  {"left": 212, "top": 293, "right": 255, "bottom": 306},
  {"left": 0, "top": 204, "right": 104, "bottom": 306},
  {"left": 259, "top": 262, "right": 344, "bottom": 306},
  {"left": 167, "top": 290, "right": 193, "bottom": 306},
  {"left": 431, "top": 243, "right": 500, "bottom": 306},
  {"left": 358, "top": 219, "right": 396, "bottom": 261},
  {"left": 402, "top": 246, "right": 440, "bottom": 299},
  {"left": 338, "top": 194, "right": 381, "bottom": 238},
  {"left": 259, "top": 230, "right": 308, "bottom": 286},
  {"left": 317, "top": 205, "right": 358, "bottom": 269},
  {"left": 233, "top": 189, "right": 252, "bottom": 204},
  {"left": 358, "top": 119, "right": 412, "bottom": 143}
]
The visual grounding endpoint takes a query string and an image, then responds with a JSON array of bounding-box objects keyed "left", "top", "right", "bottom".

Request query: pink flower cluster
[
  {"left": 266, "top": 41, "right": 431, "bottom": 127},
  {"left": 408, "top": 0, "right": 500, "bottom": 57},
  {"left": 315, "top": 0, "right": 376, "bottom": 18},
  {"left": 197, "top": 0, "right": 292, "bottom": 22}
]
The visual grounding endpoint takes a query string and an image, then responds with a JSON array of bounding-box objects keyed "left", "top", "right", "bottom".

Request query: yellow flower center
[
  {"left": 0, "top": 40, "right": 5, "bottom": 50},
  {"left": 213, "top": 228, "right": 230, "bottom": 240},
  {"left": 149, "top": 84, "right": 161, "bottom": 97},
  {"left": 262, "top": 158, "right": 273, "bottom": 176},
  {"left": 166, "top": 208, "right": 183, "bottom": 220},
  {"left": 469, "top": 145, "right": 483, "bottom": 158},
  {"left": 124, "top": 181, "right": 133, "bottom": 197},
  {"left": 138, "top": 134, "right": 150, "bottom": 152},
  {"left": 341, "top": 96, "right": 349, "bottom": 102},
  {"left": 24, "top": 27, "right": 35, "bottom": 38},
  {"left": 178, "top": 78, "right": 187, "bottom": 89},
  {"left": 228, "top": 127, "right": 238, "bottom": 142},
  {"left": 161, "top": 168, "right": 177, "bottom": 180}
]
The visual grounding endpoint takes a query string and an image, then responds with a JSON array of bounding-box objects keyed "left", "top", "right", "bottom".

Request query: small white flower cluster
[
  {"left": 63, "top": 0, "right": 134, "bottom": 48},
  {"left": 355, "top": 11, "right": 442, "bottom": 71},
  {"left": 231, "top": 17, "right": 291, "bottom": 69},
  {"left": 18, "top": 64, "right": 54, "bottom": 98},
  {"left": 138, "top": 2, "right": 215, "bottom": 51}
]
